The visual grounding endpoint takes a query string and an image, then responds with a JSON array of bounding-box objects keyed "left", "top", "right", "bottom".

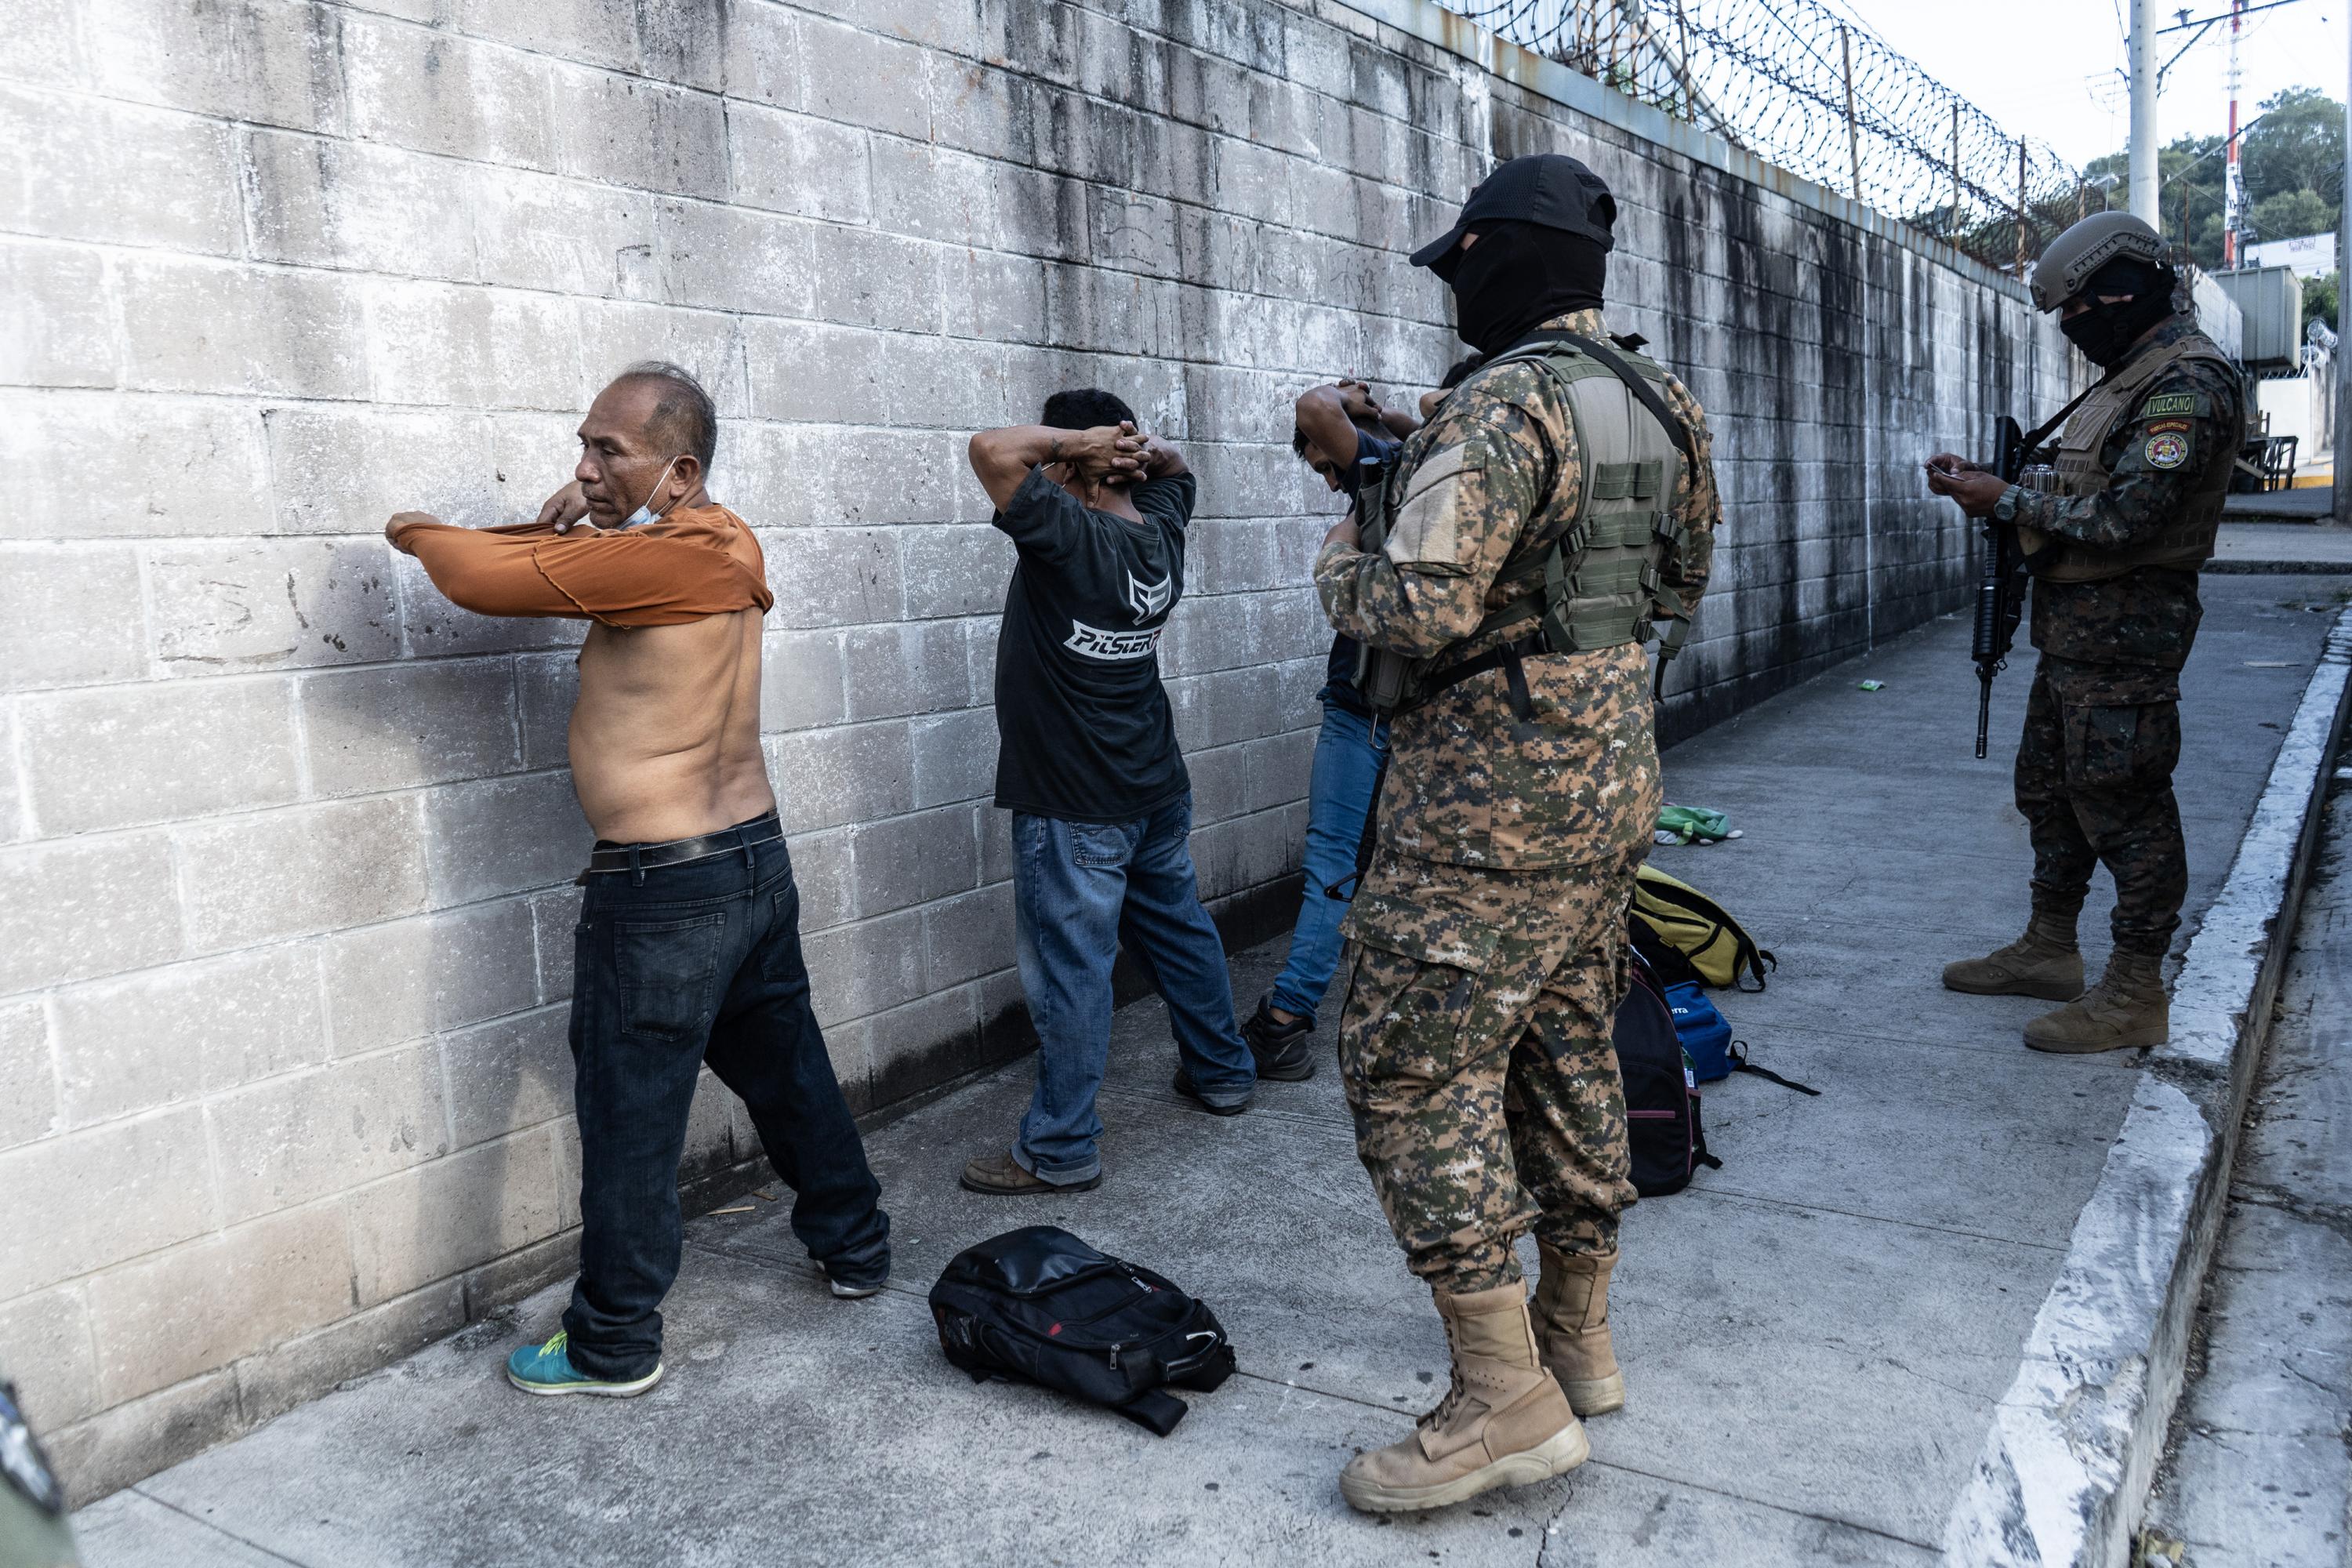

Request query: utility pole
[
  {"left": 2129, "top": 0, "right": 2160, "bottom": 222},
  {"left": 2223, "top": 0, "right": 2245, "bottom": 265}
]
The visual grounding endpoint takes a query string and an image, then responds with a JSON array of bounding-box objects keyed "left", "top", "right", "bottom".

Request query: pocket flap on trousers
[{"left": 1345, "top": 892, "right": 1503, "bottom": 974}]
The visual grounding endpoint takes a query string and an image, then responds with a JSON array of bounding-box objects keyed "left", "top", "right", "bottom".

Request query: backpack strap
[
  {"left": 1116, "top": 1388, "right": 1189, "bottom": 1436},
  {"left": 1729, "top": 1042, "right": 1820, "bottom": 1096}
]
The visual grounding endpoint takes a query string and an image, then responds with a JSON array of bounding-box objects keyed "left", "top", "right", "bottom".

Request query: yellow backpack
[{"left": 1632, "top": 865, "right": 1776, "bottom": 990}]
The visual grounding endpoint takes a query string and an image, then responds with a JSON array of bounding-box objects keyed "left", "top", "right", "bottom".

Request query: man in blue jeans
[
  {"left": 393, "top": 363, "right": 890, "bottom": 1397},
  {"left": 960, "top": 391, "right": 1258, "bottom": 1195},
  {"left": 1240, "top": 372, "right": 1473, "bottom": 1076}
]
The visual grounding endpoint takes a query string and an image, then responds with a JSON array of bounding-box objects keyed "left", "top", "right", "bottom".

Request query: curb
[{"left": 1940, "top": 604, "right": 2352, "bottom": 1568}]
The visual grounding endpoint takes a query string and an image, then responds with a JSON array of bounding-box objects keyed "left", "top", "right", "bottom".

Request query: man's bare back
[
  {"left": 571, "top": 610, "right": 772, "bottom": 843},
  {"left": 388, "top": 372, "right": 779, "bottom": 846}
]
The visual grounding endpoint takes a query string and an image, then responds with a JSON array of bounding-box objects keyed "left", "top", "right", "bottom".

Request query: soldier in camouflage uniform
[
  {"left": 1929, "top": 212, "right": 2241, "bottom": 1053},
  {"left": 1312, "top": 154, "right": 1718, "bottom": 1513}
]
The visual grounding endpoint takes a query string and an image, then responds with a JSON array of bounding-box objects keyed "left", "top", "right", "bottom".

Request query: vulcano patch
[{"left": 2138, "top": 393, "right": 2203, "bottom": 418}]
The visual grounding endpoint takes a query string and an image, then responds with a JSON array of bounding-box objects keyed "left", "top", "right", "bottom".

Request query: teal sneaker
[{"left": 503, "top": 1330, "right": 664, "bottom": 1399}]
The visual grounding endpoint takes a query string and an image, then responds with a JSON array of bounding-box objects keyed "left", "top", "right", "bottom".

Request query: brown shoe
[
  {"left": 1943, "top": 913, "right": 2085, "bottom": 1001},
  {"left": 2024, "top": 950, "right": 2169, "bottom": 1054},
  {"left": 958, "top": 1151, "right": 1102, "bottom": 1196},
  {"left": 1338, "top": 1283, "right": 1588, "bottom": 1514},
  {"left": 1534, "top": 1241, "right": 1624, "bottom": 1417}
]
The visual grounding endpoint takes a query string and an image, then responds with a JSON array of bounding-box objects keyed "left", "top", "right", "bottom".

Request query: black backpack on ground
[
  {"left": 928, "top": 1226, "right": 1236, "bottom": 1436},
  {"left": 1616, "top": 952, "right": 1721, "bottom": 1196}
]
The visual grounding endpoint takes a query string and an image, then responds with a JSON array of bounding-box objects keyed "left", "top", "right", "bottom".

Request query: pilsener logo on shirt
[
  {"left": 1125, "top": 572, "right": 1171, "bottom": 622},
  {"left": 1064, "top": 621, "right": 1162, "bottom": 661}
]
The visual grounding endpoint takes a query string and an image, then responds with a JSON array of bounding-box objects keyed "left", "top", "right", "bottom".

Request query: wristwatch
[{"left": 1992, "top": 486, "right": 2021, "bottom": 524}]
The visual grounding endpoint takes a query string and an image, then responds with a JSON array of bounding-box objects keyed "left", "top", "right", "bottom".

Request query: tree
[
  {"left": 2083, "top": 88, "right": 2343, "bottom": 271},
  {"left": 2303, "top": 271, "right": 2338, "bottom": 336}
]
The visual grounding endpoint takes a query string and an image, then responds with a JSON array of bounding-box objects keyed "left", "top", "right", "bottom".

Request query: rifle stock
[{"left": 1969, "top": 416, "right": 2029, "bottom": 759}]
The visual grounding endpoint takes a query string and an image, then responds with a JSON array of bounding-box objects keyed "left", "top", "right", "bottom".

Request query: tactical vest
[
  {"left": 1354, "top": 336, "right": 1693, "bottom": 713},
  {"left": 2034, "top": 328, "right": 2235, "bottom": 583}
]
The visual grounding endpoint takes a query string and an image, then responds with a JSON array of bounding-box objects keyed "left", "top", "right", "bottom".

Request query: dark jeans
[
  {"left": 1010, "top": 793, "right": 1256, "bottom": 1184},
  {"left": 561, "top": 818, "right": 888, "bottom": 1380}
]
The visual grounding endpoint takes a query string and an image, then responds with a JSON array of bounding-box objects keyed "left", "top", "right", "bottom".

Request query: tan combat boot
[
  {"left": 2023, "top": 950, "right": 2169, "bottom": 1054},
  {"left": 1534, "top": 1241, "right": 1624, "bottom": 1416},
  {"left": 1338, "top": 1283, "right": 1588, "bottom": 1514},
  {"left": 1942, "top": 913, "right": 2085, "bottom": 1001}
]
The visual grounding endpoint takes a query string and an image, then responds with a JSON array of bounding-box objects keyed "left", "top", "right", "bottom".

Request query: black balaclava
[
  {"left": 2060, "top": 256, "right": 2178, "bottom": 369},
  {"left": 1439, "top": 220, "right": 1608, "bottom": 356}
]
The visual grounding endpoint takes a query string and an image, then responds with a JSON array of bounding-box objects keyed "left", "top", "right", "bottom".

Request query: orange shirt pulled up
[{"left": 390, "top": 505, "right": 773, "bottom": 626}]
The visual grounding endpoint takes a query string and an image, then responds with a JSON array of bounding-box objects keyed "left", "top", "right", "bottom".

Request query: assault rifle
[{"left": 1970, "top": 416, "right": 2029, "bottom": 760}]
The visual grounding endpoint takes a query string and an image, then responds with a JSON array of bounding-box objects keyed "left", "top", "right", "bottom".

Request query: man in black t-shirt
[{"left": 958, "top": 390, "right": 1258, "bottom": 1196}]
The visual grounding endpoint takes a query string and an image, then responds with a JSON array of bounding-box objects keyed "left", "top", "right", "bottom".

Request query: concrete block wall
[{"left": 0, "top": 0, "right": 2070, "bottom": 1498}]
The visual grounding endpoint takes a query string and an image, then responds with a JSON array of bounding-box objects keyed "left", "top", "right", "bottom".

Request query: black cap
[{"left": 1410, "top": 154, "right": 1617, "bottom": 271}]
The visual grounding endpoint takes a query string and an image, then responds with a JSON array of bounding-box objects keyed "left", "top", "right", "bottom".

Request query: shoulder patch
[
  {"left": 2137, "top": 392, "right": 2205, "bottom": 419},
  {"left": 2141, "top": 430, "right": 2191, "bottom": 469}
]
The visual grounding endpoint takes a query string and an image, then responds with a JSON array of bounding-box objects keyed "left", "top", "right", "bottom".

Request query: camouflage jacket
[
  {"left": 1313, "top": 309, "right": 1721, "bottom": 869},
  {"left": 2013, "top": 314, "right": 2241, "bottom": 695}
]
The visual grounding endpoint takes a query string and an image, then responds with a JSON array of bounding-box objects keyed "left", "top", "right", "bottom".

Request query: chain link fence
[{"left": 1446, "top": 0, "right": 2090, "bottom": 273}]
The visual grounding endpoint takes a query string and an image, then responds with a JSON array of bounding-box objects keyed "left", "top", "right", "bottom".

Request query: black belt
[{"left": 581, "top": 813, "right": 783, "bottom": 879}]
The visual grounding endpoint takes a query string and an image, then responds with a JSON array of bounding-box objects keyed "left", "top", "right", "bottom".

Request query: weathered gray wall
[{"left": 0, "top": 0, "right": 2069, "bottom": 1499}]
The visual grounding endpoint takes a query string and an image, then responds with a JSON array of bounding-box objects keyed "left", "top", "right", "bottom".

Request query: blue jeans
[
  {"left": 1268, "top": 698, "right": 1391, "bottom": 1019},
  {"left": 562, "top": 820, "right": 888, "bottom": 1380},
  {"left": 1011, "top": 793, "right": 1257, "bottom": 1184}
]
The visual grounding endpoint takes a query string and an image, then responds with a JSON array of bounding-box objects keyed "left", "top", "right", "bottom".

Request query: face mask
[
  {"left": 619, "top": 456, "right": 681, "bottom": 529},
  {"left": 2060, "top": 292, "right": 2172, "bottom": 369}
]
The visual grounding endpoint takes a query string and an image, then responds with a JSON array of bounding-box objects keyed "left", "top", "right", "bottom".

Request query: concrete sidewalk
[{"left": 69, "top": 577, "right": 2352, "bottom": 1568}]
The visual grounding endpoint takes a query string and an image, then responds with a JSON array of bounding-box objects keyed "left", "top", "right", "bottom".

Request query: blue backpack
[{"left": 1664, "top": 982, "right": 1819, "bottom": 1096}]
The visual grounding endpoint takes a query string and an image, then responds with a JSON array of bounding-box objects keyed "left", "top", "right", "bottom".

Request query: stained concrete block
[
  {"left": 7, "top": 389, "right": 270, "bottom": 539},
  {"left": 361, "top": 281, "right": 585, "bottom": 412},
  {"left": 0, "top": 832, "right": 183, "bottom": 993},
  {"left": 0, "top": 84, "right": 240, "bottom": 253},
  {"left": 45, "top": 1370, "right": 241, "bottom": 1508},
  {"left": 177, "top": 797, "right": 427, "bottom": 953},
  {"left": 117, "top": 255, "right": 365, "bottom": 398},
  {"left": 19, "top": 677, "right": 300, "bottom": 835},
  {"left": 762, "top": 526, "right": 902, "bottom": 629},
  {"left": 345, "top": 1128, "right": 566, "bottom": 1305},
  {"left": 147, "top": 538, "right": 402, "bottom": 673},
  {"left": 440, "top": 1004, "right": 574, "bottom": 1148},
  {"left": 844, "top": 621, "right": 973, "bottom": 720},
  {"left": 267, "top": 405, "right": 501, "bottom": 535},
  {"left": 549, "top": 64, "right": 728, "bottom": 200},
  {"left": 419, "top": 771, "right": 593, "bottom": 908},
  {"left": 473, "top": 165, "right": 658, "bottom": 298},
  {"left": 85, "top": 1203, "right": 356, "bottom": 1406},
  {"left": 849, "top": 805, "right": 980, "bottom": 917},
  {"left": 232, "top": 1279, "right": 466, "bottom": 1432},
  {"left": 52, "top": 945, "right": 328, "bottom": 1127},
  {"left": 0, "top": 1285, "right": 98, "bottom": 1430},
  {"left": 0, "top": 543, "right": 146, "bottom": 689},
  {"left": 299, "top": 659, "right": 521, "bottom": 797},
  {"left": 342, "top": 12, "right": 557, "bottom": 169},
  {"left": 0, "top": 242, "right": 113, "bottom": 387},
  {"left": 0, "top": 998, "right": 56, "bottom": 1152},
  {"left": 760, "top": 629, "right": 848, "bottom": 732},
  {"left": 82, "top": 0, "right": 346, "bottom": 132},
  {"left": 321, "top": 896, "right": 541, "bottom": 1056},
  {"left": 768, "top": 720, "right": 913, "bottom": 835},
  {"left": 205, "top": 1044, "right": 448, "bottom": 1229},
  {"left": 0, "top": 1106, "right": 212, "bottom": 1298},
  {"left": 726, "top": 102, "right": 872, "bottom": 223}
]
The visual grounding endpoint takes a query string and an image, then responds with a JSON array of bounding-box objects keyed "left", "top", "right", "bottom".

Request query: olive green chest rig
[
  {"left": 1353, "top": 331, "right": 1696, "bottom": 715},
  {"left": 2030, "top": 328, "right": 2235, "bottom": 583}
]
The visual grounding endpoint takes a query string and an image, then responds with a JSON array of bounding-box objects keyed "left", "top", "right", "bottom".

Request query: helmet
[{"left": 2029, "top": 212, "right": 2172, "bottom": 313}]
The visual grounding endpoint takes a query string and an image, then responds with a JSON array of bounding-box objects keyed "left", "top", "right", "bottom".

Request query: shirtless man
[{"left": 387, "top": 361, "right": 889, "bottom": 1399}]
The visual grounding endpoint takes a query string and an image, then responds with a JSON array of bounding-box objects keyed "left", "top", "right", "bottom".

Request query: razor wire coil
[{"left": 1445, "top": 0, "right": 2091, "bottom": 271}]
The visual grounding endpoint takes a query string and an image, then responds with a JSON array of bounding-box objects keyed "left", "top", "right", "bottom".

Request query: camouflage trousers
[
  {"left": 1334, "top": 848, "right": 1642, "bottom": 1295},
  {"left": 2014, "top": 661, "right": 2187, "bottom": 958}
]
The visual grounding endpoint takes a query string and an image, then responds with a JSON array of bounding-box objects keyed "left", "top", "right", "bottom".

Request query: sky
[{"left": 1828, "top": 0, "right": 2347, "bottom": 170}]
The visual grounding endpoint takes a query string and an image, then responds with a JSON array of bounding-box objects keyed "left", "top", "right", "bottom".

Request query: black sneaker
[
  {"left": 1241, "top": 994, "right": 1318, "bottom": 1081},
  {"left": 1171, "top": 1069, "right": 1250, "bottom": 1116}
]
